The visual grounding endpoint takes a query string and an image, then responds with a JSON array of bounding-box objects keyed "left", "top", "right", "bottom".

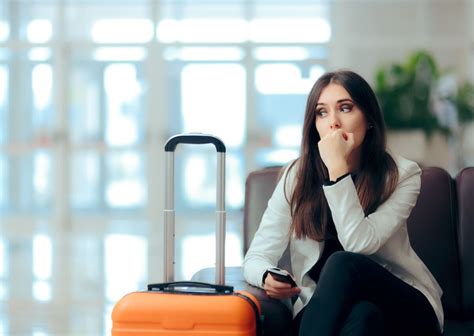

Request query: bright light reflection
[
  {"left": 0, "top": 157, "right": 5, "bottom": 205},
  {"left": 0, "top": 239, "right": 5, "bottom": 276},
  {"left": 184, "top": 153, "right": 243, "bottom": 208},
  {"left": 254, "top": 47, "right": 308, "bottom": 61},
  {"left": 225, "top": 155, "right": 244, "bottom": 207},
  {"left": 157, "top": 18, "right": 329, "bottom": 43},
  {"left": 91, "top": 19, "right": 153, "bottom": 43},
  {"left": 33, "top": 152, "right": 51, "bottom": 200},
  {"left": 0, "top": 317, "right": 6, "bottom": 335},
  {"left": 0, "top": 21, "right": 9, "bottom": 42},
  {"left": 259, "top": 149, "right": 299, "bottom": 167},
  {"left": 106, "top": 180, "right": 145, "bottom": 207},
  {"left": 27, "top": 19, "right": 52, "bottom": 43},
  {"left": 310, "top": 65, "right": 325, "bottom": 83},
  {"left": 28, "top": 48, "right": 52, "bottom": 61},
  {"left": 181, "top": 64, "right": 245, "bottom": 147},
  {"left": 105, "top": 234, "right": 147, "bottom": 302},
  {"left": 256, "top": 64, "right": 324, "bottom": 94},
  {"left": 93, "top": 47, "right": 147, "bottom": 62},
  {"left": 32, "top": 280, "right": 52, "bottom": 302},
  {"left": 104, "top": 64, "right": 141, "bottom": 146},
  {"left": 164, "top": 47, "right": 244, "bottom": 61},
  {"left": 104, "top": 304, "right": 114, "bottom": 336},
  {"left": 0, "top": 66, "right": 7, "bottom": 106},
  {"left": 32, "top": 64, "right": 53, "bottom": 110},
  {"left": 106, "top": 152, "right": 145, "bottom": 207},
  {"left": 33, "top": 234, "right": 52, "bottom": 279},
  {"left": 275, "top": 125, "right": 302, "bottom": 147},
  {"left": 184, "top": 155, "right": 208, "bottom": 205},
  {"left": 250, "top": 18, "right": 330, "bottom": 43},
  {"left": 32, "top": 328, "right": 48, "bottom": 336},
  {"left": 0, "top": 282, "right": 7, "bottom": 300},
  {"left": 182, "top": 233, "right": 242, "bottom": 280},
  {"left": 157, "top": 19, "right": 247, "bottom": 43}
]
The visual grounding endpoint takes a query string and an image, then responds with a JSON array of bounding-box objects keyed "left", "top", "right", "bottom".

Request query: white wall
[
  {"left": 329, "top": 0, "right": 471, "bottom": 82},
  {"left": 329, "top": 0, "right": 473, "bottom": 172}
]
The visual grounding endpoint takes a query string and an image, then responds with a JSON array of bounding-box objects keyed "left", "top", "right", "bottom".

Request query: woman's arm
[{"left": 323, "top": 159, "right": 421, "bottom": 254}]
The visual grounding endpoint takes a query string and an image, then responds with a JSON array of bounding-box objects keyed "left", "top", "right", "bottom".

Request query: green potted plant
[
  {"left": 453, "top": 82, "right": 474, "bottom": 125},
  {"left": 375, "top": 50, "right": 450, "bottom": 137},
  {"left": 451, "top": 81, "right": 474, "bottom": 167}
]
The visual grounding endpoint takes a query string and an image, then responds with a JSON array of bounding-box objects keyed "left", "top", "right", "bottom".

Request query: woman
[{"left": 243, "top": 70, "right": 443, "bottom": 335}]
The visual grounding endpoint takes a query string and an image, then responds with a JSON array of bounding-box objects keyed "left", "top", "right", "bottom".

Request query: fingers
[
  {"left": 332, "top": 129, "right": 351, "bottom": 142},
  {"left": 265, "top": 287, "right": 301, "bottom": 300},
  {"left": 264, "top": 274, "right": 301, "bottom": 299},
  {"left": 265, "top": 274, "right": 292, "bottom": 289},
  {"left": 320, "top": 128, "right": 349, "bottom": 142},
  {"left": 345, "top": 132, "right": 355, "bottom": 146}
]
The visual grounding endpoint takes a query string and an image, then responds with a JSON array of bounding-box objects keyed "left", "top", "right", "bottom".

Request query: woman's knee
[{"left": 322, "top": 251, "right": 363, "bottom": 275}]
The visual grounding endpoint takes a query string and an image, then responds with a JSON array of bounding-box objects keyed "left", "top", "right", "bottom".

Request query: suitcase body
[
  {"left": 112, "top": 283, "right": 261, "bottom": 335},
  {"left": 111, "top": 134, "right": 262, "bottom": 335}
]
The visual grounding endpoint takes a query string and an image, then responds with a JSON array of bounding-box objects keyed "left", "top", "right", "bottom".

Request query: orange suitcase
[
  {"left": 112, "top": 282, "right": 261, "bottom": 335},
  {"left": 111, "top": 134, "right": 262, "bottom": 335}
]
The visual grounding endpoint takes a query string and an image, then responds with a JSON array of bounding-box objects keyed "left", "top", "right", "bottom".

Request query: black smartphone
[{"left": 267, "top": 268, "right": 297, "bottom": 287}]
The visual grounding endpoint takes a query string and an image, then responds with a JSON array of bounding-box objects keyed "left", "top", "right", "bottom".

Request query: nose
[{"left": 329, "top": 117, "right": 341, "bottom": 130}]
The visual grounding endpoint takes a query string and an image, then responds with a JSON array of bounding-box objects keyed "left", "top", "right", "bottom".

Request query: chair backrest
[
  {"left": 243, "top": 166, "right": 283, "bottom": 253},
  {"left": 243, "top": 166, "right": 293, "bottom": 271},
  {"left": 407, "top": 167, "right": 462, "bottom": 319},
  {"left": 456, "top": 167, "right": 474, "bottom": 318}
]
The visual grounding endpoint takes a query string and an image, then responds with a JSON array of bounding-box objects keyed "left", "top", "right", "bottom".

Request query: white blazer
[{"left": 243, "top": 154, "right": 443, "bottom": 330}]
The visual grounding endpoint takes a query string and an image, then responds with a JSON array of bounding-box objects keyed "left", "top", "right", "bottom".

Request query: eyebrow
[{"left": 316, "top": 98, "right": 354, "bottom": 106}]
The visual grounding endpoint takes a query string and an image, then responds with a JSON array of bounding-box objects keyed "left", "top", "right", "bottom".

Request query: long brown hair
[{"left": 285, "top": 70, "right": 399, "bottom": 241}]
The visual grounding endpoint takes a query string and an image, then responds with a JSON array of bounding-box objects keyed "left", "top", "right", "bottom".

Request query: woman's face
[{"left": 315, "top": 83, "right": 368, "bottom": 150}]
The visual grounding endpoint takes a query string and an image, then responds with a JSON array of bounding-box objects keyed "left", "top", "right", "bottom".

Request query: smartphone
[{"left": 267, "top": 268, "right": 297, "bottom": 287}]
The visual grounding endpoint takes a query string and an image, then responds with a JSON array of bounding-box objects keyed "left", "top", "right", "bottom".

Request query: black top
[{"left": 308, "top": 237, "right": 344, "bottom": 283}]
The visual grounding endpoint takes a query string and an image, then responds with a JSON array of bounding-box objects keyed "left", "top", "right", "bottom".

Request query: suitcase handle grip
[
  {"left": 165, "top": 133, "right": 226, "bottom": 153},
  {"left": 147, "top": 281, "right": 233, "bottom": 294}
]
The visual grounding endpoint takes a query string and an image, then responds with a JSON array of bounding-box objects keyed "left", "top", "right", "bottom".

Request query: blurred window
[
  {"left": 0, "top": 1, "right": 330, "bottom": 213},
  {"left": 255, "top": 63, "right": 325, "bottom": 166}
]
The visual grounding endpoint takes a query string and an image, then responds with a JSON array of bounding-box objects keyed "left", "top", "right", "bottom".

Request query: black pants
[{"left": 294, "top": 251, "right": 441, "bottom": 336}]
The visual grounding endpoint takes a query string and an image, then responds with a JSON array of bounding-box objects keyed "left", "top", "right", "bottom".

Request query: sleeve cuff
[{"left": 323, "top": 172, "right": 352, "bottom": 186}]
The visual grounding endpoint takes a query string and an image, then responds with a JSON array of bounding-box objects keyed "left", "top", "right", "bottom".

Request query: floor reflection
[{"left": 0, "top": 213, "right": 243, "bottom": 335}]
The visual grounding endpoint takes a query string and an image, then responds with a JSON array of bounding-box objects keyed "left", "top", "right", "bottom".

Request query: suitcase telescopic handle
[
  {"left": 163, "top": 133, "right": 227, "bottom": 285},
  {"left": 165, "top": 133, "right": 226, "bottom": 153},
  {"left": 148, "top": 281, "right": 234, "bottom": 294}
]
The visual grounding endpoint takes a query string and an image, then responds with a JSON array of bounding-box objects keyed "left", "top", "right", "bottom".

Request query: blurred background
[{"left": 0, "top": 0, "right": 473, "bottom": 334}]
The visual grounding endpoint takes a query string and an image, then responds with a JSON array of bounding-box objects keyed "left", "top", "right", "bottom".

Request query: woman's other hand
[
  {"left": 263, "top": 272, "right": 301, "bottom": 299},
  {"left": 318, "top": 129, "right": 354, "bottom": 181}
]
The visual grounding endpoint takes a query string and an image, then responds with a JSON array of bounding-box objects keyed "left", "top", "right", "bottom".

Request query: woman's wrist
[{"left": 328, "top": 163, "right": 350, "bottom": 181}]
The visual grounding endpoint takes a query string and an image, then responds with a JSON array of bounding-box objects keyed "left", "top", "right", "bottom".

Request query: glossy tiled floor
[{"left": 0, "top": 212, "right": 244, "bottom": 335}]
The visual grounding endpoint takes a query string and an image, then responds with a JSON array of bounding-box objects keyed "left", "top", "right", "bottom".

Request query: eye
[
  {"left": 316, "top": 109, "right": 327, "bottom": 117},
  {"left": 340, "top": 104, "right": 353, "bottom": 113}
]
